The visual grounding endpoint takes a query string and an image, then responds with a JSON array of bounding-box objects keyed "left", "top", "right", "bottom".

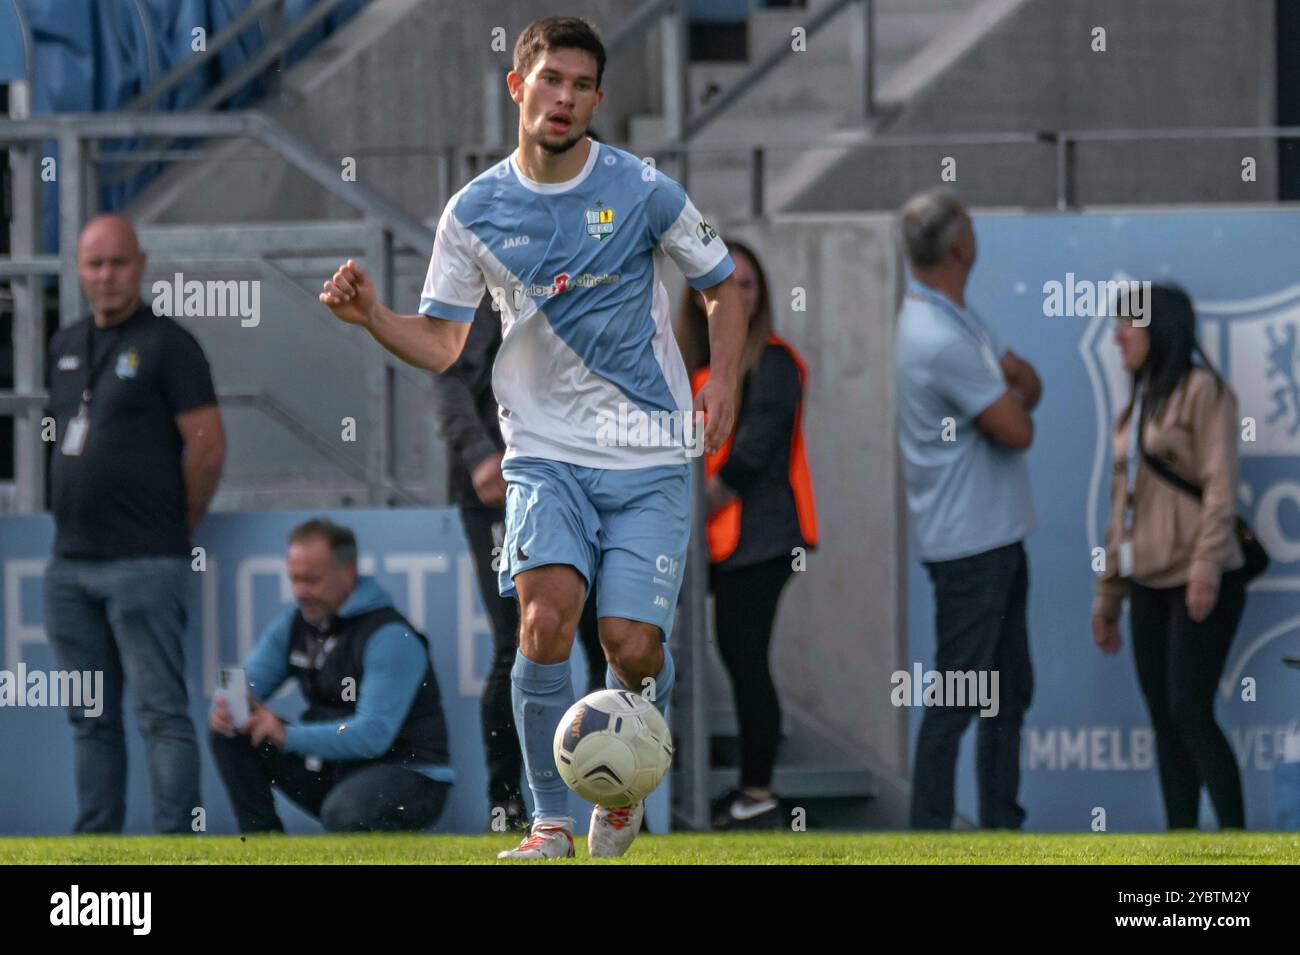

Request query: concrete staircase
[
  {"left": 629, "top": 0, "right": 986, "bottom": 217},
  {"left": 767, "top": 0, "right": 1276, "bottom": 212},
  {"left": 696, "top": 603, "right": 913, "bottom": 829}
]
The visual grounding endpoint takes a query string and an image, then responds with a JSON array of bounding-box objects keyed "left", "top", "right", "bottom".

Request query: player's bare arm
[
  {"left": 694, "top": 273, "right": 747, "bottom": 454},
  {"left": 320, "top": 258, "right": 471, "bottom": 373}
]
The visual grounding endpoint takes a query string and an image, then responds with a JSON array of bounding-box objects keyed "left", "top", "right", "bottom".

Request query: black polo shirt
[{"left": 45, "top": 305, "right": 218, "bottom": 559}]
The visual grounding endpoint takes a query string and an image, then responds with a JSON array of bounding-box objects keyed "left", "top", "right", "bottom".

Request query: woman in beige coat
[{"left": 1092, "top": 283, "right": 1246, "bottom": 830}]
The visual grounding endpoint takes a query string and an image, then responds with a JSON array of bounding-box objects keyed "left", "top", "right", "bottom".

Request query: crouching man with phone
[{"left": 209, "top": 519, "right": 454, "bottom": 833}]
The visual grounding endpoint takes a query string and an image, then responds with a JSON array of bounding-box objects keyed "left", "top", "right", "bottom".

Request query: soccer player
[{"left": 318, "top": 15, "right": 745, "bottom": 858}]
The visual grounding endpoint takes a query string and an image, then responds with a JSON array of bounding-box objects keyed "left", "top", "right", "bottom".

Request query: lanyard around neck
[
  {"left": 1123, "top": 389, "right": 1144, "bottom": 534},
  {"left": 81, "top": 322, "right": 124, "bottom": 407}
]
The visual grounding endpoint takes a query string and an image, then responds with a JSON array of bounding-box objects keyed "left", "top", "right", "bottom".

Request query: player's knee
[
  {"left": 520, "top": 600, "right": 569, "bottom": 647},
  {"left": 601, "top": 622, "right": 660, "bottom": 677}
]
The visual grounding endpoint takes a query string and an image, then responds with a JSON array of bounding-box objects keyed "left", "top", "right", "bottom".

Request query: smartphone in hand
[{"left": 218, "top": 666, "right": 251, "bottom": 727}]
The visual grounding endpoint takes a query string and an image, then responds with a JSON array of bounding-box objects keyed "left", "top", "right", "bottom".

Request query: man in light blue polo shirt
[{"left": 895, "top": 188, "right": 1041, "bottom": 829}]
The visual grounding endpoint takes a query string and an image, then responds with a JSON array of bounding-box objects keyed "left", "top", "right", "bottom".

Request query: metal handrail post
[
  {"left": 8, "top": 79, "right": 45, "bottom": 513},
  {"left": 365, "top": 221, "right": 396, "bottom": 505},
  {"left": 850, "top": 0, "right": 876, "bottom": 124},
  {"left": 671, "top": 451, "right": 712, "bottom": 830},
  {"left": 660, "top": 0, "right": 688, "bottom": 146},
  {"left": 1056, "top": 134, "right": 1074, "bottom": 211},
  {"left": 56, "top": 129, "right": 84, "bottom": 329}
]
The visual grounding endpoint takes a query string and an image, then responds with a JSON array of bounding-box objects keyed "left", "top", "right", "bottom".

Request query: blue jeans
[{"left": 43, "top": 556, "right": 199, "bottom": 833}]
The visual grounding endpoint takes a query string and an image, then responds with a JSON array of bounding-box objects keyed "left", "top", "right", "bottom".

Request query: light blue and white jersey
[{"left": 418, "top": 138, "right": 734, "bottom": 469}]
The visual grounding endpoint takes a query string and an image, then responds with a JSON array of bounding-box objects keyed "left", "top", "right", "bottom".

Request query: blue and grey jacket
[{"left": 238, "top": 577, "right": 454, "bottom": 782}]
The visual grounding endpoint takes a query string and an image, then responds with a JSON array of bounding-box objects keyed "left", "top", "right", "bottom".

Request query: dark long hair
[
  {"left": 1121, "top": 283, "right": 1223, "bottom": 428},
  {"left": 675, "top": 239, "right": 773, "bottom": 380}
]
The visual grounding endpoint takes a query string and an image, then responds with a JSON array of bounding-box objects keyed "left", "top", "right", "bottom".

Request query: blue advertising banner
[
  {"left": 0, "top": 508, "right": 669, "bottom": 836},
  {"left": 908, "top": 209, "right": 1300, "bottom": 831}
]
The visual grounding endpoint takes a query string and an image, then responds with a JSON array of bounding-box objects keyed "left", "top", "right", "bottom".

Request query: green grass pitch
[{"left": 3, "top": 832, "right": 1299, "bottom": 864}]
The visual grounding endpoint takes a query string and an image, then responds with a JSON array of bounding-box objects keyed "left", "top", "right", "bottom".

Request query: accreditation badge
[{"left": 61, "top": 408, "right": 90, "bottom": 456}]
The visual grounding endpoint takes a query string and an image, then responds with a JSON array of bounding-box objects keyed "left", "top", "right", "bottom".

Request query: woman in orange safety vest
[{"left": 676, "top": 238, "right": 818, "bottom": 829}]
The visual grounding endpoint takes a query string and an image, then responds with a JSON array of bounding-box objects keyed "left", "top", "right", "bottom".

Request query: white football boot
[
  {"left": 497, "top": 818, "right": 575, "bottom": 860},
  {"left": 588, "top": 801, "right": 644, "bottom": 858}
]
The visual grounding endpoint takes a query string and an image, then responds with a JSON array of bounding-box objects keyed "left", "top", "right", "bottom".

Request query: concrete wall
[
  {"left": 787, "top": 0, "right": 1278, "bottom": 211},
  {"left": 680, "top": 213, "right": 911, "bottom": 780},
  {"left": 128, "top": 0, "right": 657, "bottom": 227}
]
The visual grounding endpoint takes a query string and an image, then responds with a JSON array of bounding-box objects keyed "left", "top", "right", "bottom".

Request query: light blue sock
[
  {"left": 511, "top": 650, "right": 574, "bottom": 823},
  {"left": 606, "top": 646, "right": 675, "bottom": 720}
]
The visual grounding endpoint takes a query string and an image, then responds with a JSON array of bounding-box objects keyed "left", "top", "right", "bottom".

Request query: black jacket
[
  {"left": 430, "top": 296, "right": 504, "bottom": 508},
  {"left": 288, "top": 599, "right": 449, "bottom": 767},
  {"left": 714, "top": 342, "right": 811, "bottom": 571}
]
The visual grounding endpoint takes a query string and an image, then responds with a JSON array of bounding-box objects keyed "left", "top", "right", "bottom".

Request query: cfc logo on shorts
[{"left": 655, "top": 554, "right": 680, "bottom": 578}]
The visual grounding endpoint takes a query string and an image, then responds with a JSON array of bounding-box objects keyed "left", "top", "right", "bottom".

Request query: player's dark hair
[
  {"left": 514, "top": 16, "right": 606, "bottom": 88},
  {"left": 1119, "top": 282, "right": 1224, "bottom": 429},
  {"left": 675, "top": 239, "right": 773, "bottom": 383},
  {"left": 288, "top": 518, "right": 358, "bottom": 567}
]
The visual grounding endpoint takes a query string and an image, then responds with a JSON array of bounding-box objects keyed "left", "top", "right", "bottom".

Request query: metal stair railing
[
  {"left": 678, "top": 0, "right": 872, "bottom": 144},
  {"left": 0, "top": 389, "right": 415, "bottom": 504},
  {"left": 0, "top": 110, "right": 434, "bottom": 325},
  {"left": 0, "top": 110, "right": 437, "bottom": 515},
  {"left": 111, "top": 0, "right": 356, "bottom": 193},
  {"left": 124, "top": 0, "right": 285, "bottom": 112}
]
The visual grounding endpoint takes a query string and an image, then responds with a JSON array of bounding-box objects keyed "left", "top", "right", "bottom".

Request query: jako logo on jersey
[
  {"left": 585, "top": 206, "right": 615, "bottom": 240},
  {"left": 503, "top": 235, "right": 530, "bottom": 249},
  {"left": 695, "top": 219, "right": 718, "bottom": 246}
]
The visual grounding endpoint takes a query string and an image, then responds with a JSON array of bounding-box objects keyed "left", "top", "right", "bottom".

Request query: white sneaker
[
  {"left": 588, "top": 801, "right": 644, "bottom": 858},
  {"left": 496, "top": 818, "right": 575, "bottom": 860}
]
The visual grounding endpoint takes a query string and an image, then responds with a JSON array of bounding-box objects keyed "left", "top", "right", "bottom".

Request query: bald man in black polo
[{"left": 44, "top": 214, "right": 226, "bottom": 833}]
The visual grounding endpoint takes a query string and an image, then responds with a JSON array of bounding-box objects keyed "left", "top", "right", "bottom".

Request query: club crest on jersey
[
  {"left": 585, "top": 206, "right": 615, "bottom": 241},
  {"left": 115, "top": 349, "right": 139, "bottom": 380}
]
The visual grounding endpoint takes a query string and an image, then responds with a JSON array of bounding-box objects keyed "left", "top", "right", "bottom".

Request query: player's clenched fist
[{"left": 319, "top": 258, "right": 376, "bottom": 327}]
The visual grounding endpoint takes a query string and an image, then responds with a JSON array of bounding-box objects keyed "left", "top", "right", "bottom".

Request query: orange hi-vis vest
[{"left": 690, "top": 334, "right": 819, "bottom": 564}]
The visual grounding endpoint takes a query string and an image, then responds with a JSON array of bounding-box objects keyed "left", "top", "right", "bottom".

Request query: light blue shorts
[{"left": 498, "top": 455, "right": 692, "bottom": 640}]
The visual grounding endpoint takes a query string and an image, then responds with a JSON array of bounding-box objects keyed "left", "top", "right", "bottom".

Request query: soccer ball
[{"left": 553, "top": 689, "right": 674, "bottom": 807}]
